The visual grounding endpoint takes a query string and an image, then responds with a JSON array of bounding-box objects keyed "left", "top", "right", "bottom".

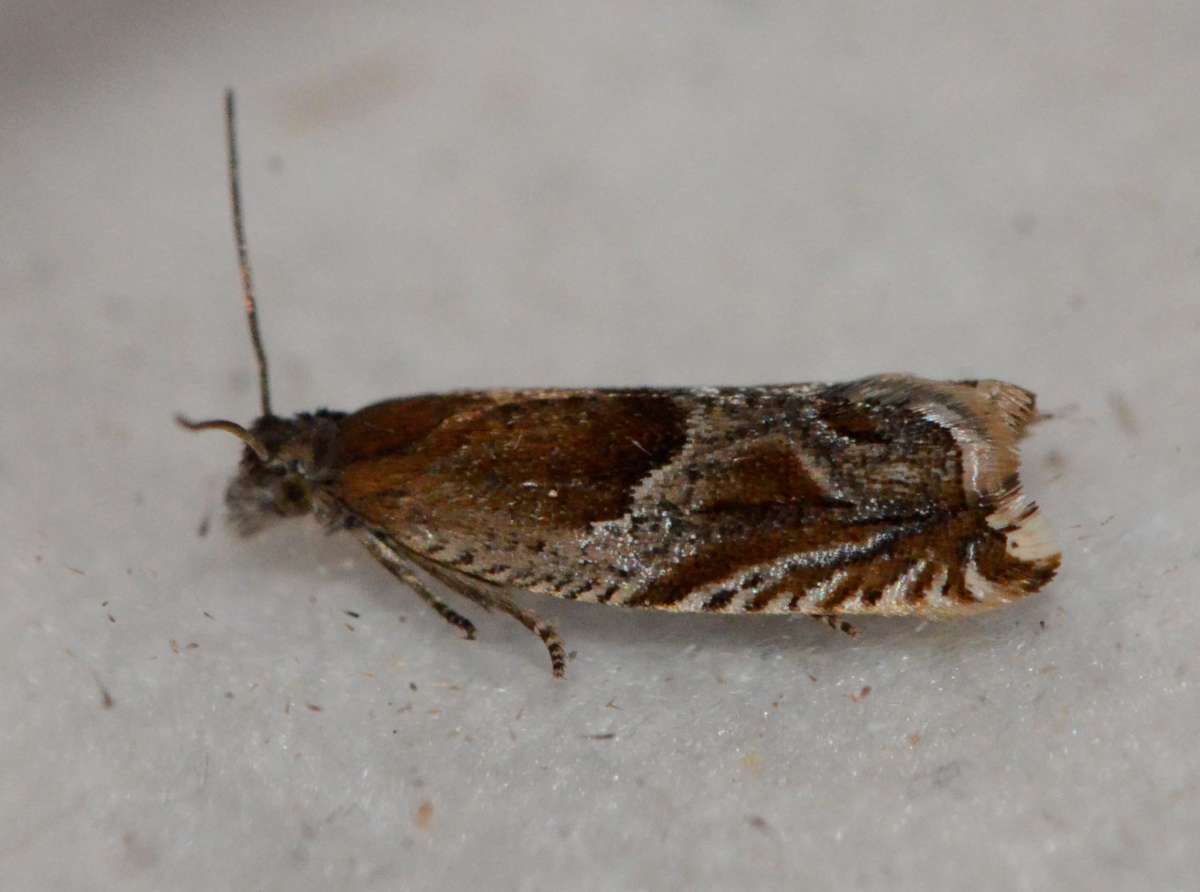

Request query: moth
[{"left": 181, "top": 92, "right": 1061, "bottom": 677}]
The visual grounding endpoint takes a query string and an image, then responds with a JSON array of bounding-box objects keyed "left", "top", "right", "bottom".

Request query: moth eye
[{"left": 281, "top": 481, "right": 307, "bottom": 505}]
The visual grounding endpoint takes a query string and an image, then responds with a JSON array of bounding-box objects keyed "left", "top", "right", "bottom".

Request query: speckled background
[{"left": 3, "top": 3, "right": 1198, "bottom": 890}]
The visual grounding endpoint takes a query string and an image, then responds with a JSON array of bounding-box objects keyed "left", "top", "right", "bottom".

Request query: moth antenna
[
  {"left": 225, "top": 89, "right": 273, "bottom": 418},
  {"left": 175, "top": 415, "right": 270, "bottom": 462}
]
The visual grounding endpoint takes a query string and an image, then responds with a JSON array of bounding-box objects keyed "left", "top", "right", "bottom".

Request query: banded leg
[
  {"left": 811, "top": 614, "right": 860, "bottom": 637},
  {"left": 421, "top": 563, "right": 498, "bottom": 612},
  {"left": 358, "top": 529, "right": 476, "bottom": 640},
  {"left": 421, "top": 561, "right": 567, "bottom": 679},
  {"left": 496, "top": 596, "right": 567, "bottom": 679}
]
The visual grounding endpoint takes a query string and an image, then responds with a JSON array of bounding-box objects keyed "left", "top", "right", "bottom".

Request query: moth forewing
[{"left": 325, "top": 380, "right": 1059, "bottom": 629}]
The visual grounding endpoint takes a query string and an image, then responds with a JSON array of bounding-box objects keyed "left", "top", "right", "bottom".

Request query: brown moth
[{"left": 180, "top": 92, "right": 1060, "bottom": 677}]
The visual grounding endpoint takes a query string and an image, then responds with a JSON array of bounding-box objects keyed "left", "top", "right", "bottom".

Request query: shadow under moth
[{"left": 180, "top": 93, "right": 1060, "bottom": 677}]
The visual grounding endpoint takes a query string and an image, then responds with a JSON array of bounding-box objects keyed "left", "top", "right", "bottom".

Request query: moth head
[
  {"left": 225, "top": 416, "right": 317, "bottom": 535},
  {"left": 178, "top": 413, "right": 335, "bottom": 536}
]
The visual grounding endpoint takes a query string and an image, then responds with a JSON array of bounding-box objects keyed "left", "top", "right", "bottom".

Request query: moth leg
[
  {"left": 494, "top": 596, "right": 567, "bottom": 679},
  {"left": 811, "top": 614, "right": 860, "bottom": 638},
  {"left": 421, "top": 562, "right": 566, "bottom": 679},
  {"left": 357, "top": 530, "right": 477, "bottom": 640},
  {"left": 422, "top": 564, "right": 498, "bottom": 613}
]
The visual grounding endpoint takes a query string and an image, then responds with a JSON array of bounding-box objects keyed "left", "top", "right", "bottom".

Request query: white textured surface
[{"left": 3, "top": 3, "right": 1198, "bottom": 890}]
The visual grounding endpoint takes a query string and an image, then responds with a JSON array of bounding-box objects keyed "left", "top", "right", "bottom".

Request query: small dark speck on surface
[
  {"left": 931, "top": 762, "right": 963, "bottom": 789},
  {"left": 107, "top": 613, "right": 116, "bottom": 624},
  {"left": 748, "top": 816, "right": 769, "bottom": 831},
  {"left": 850, "top": 685, "right": 872, "bottom": 703},
  {"left": 121, "top": 831, "right": 158, "bottom": 870},
  {"left": 283, "top": 52, "right": 415, "bottom": 134},
  {"left": 415, "top": 800, "right": 434, "bottom": 830},
  {"left": 410, "top": 682, "right": 418, "bottom": 692},
  {"left": 306, "top": 704, "right": 322, "bottom": 713},
  {"left": 584, "top": 732, "right": 616, "bottom": 741},
  {"left": 197, "top": 514, "right": 211, "bottom": 538},
  {"left": 344, "top": 609, "right": 361, "bottom": 618},
  {"left": 1108, "top": 392, "right": 1138, "bottom": 435}
]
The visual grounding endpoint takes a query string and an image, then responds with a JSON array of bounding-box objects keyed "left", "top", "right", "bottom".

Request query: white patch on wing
[
  {"left": 919, "top": 566, "right": 951, "bottom": 613},
  {"left": 796, "top": 569, "right": 849, "bottom": 613},
  {"left": 878, "top": 559, "right": 928, "bottom": 614},
  {"left": 987, "top": 494, "right": 1059, "bottom": 566},
  {"left": 964, "top": 560, "right": 1005, "bottom": 606}
]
